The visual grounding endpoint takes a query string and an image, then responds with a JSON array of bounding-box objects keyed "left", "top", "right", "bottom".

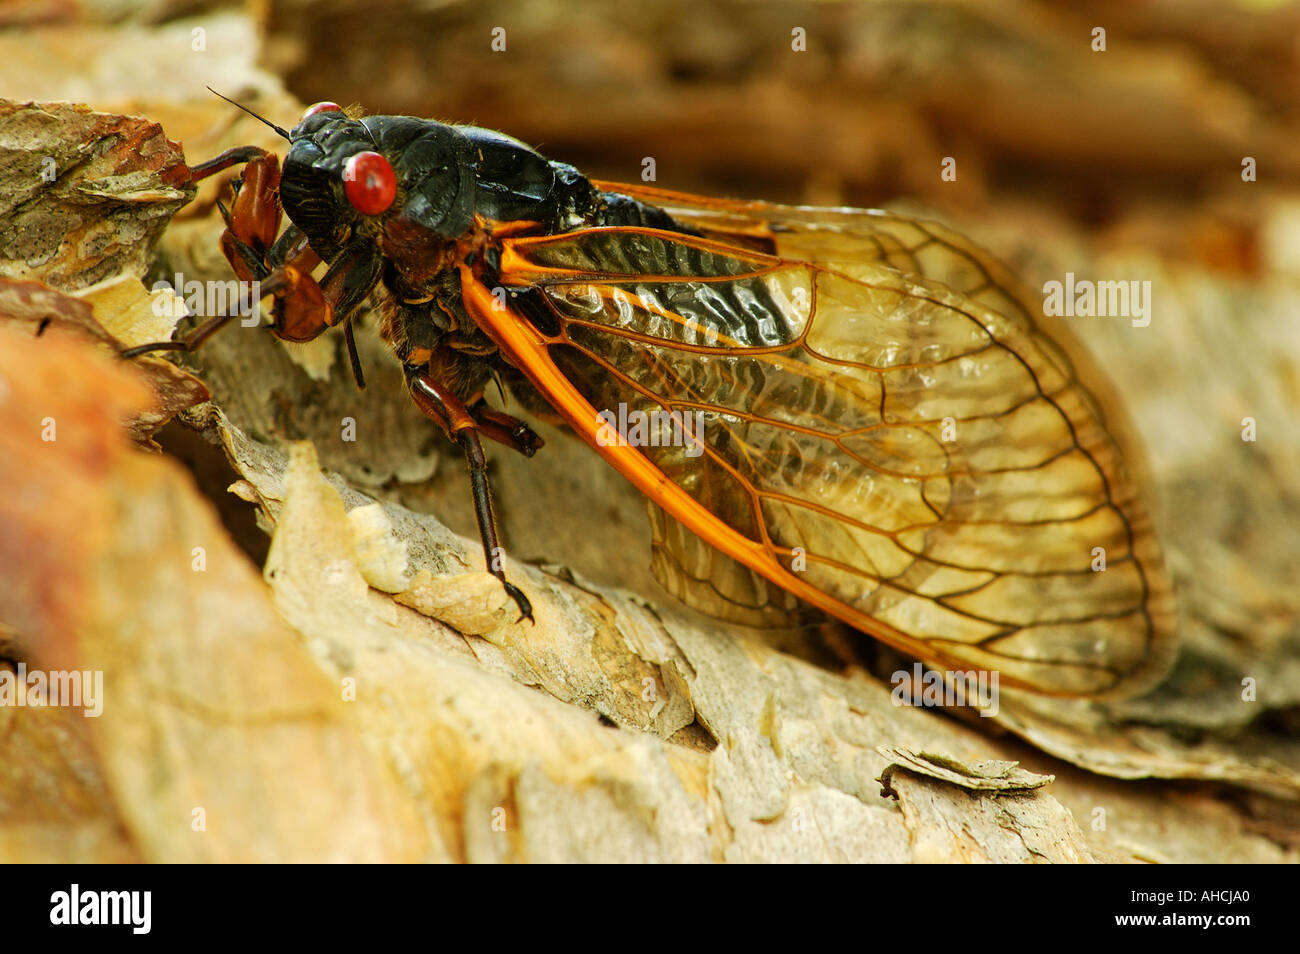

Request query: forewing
[{"left": 472, "top": 207, "right": 1176, "bottom": 698}]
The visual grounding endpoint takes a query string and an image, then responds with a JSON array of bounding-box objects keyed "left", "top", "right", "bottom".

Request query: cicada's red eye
[
  {"left": 342, "top": 151, "right": 396, "bottom": 216},
  {"left": 302, "top": 101, "right": 342, "bottom": 119}
]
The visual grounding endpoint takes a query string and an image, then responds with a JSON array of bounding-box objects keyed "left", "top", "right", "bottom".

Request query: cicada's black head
[{"left": 279, "top": 102, "right": 583, "bottom": 264}]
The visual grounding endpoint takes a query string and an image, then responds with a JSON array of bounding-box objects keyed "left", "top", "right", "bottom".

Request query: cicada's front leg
[
  {"left": 124, "top": 148, "right": 284, "bottom": 357},
  {"left": 124, "top": 149, "right": 383, "bottom": 387}
]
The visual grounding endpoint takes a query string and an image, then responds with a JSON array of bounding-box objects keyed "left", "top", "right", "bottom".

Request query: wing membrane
[
  {"left": 468, "top": 201, "right": 1177, "bottom": 698},
  {"left": 647, "top": 502, "right": 818, "bottom": 629}
]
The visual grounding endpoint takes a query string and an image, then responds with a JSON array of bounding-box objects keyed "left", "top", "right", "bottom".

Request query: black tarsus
[{"left": 458, "top": 424, "right": 535, "bottom": 624}]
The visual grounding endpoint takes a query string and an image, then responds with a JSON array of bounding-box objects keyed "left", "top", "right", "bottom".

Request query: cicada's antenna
[{"left": 206, "top": 86, "right": 291, "bottom": 141}]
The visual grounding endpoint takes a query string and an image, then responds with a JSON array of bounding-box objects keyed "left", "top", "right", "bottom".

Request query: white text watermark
[
  {"left": 595, "top": 404, "right": 705, "bottom": 457},
  {"left": 50, "top": 885, "right": 150, "bottom": 934},
  {"left": 1043, "top": 272, "right": 1151, "bottom": 327},
  {"left": 890, "top": 663, "right": 999, "bottom": 717},
  {"left": 0, "top": 663, "right": 103, "bottom": 717},
  {"left": 152, "top": 274, "right": 261, "bottom": 325}
]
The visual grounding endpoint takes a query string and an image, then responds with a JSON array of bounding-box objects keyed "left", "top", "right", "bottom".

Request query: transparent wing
[{"left": 481, "top": 206, "right": 1177, "bottom": 698}]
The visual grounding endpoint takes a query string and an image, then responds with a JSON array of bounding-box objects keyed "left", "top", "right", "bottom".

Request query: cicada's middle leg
[{"left": 405, "top": 359, "right": 538, "bottom": 623}]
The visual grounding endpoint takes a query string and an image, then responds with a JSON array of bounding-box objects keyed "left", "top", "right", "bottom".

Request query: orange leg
[
  {"left": 421, "top": 344, "right": 545, "bottom": 456},
  {"left": 124, "top": 150, "right": 380, "bottom": 379}
]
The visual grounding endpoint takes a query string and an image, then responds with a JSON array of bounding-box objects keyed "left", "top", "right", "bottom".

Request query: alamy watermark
[
  {"left": 151, "top": 274, "right": 262, "bottom": 325},
  {"left": 890, "top": 663, "right": 999, "bottom": 717},
  {"left": 1042, "top": 272, "right": 1151, "bottom": 328},
  {"left": 0, "top": 663, "right": 103, "bottom": 717},
  {"left": 595, "top": 403, "right": 705, "bottom": 457},
  {"left": 50, "top": 885, "right": 150, "bottom": 934}
]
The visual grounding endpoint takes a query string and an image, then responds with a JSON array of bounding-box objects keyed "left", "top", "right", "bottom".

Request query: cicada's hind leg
[{"left": 404, "top": 364, "right": 535, "bottom": 624}]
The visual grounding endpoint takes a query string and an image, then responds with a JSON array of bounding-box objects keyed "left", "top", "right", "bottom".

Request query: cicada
[{"left": 129, "top": 96, "right": 1177, "bottom": 698}]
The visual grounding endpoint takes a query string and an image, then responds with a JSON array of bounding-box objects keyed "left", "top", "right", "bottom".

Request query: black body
[{"left": 275, "top": 111, "right": 689, "bottom": 402}]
